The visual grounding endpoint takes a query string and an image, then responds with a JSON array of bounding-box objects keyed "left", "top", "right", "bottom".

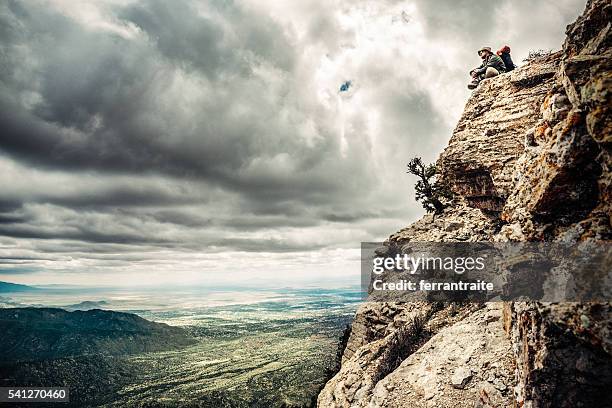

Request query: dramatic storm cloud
[{"left": 0, "top": 0, "right": 585, "bottom": 285}]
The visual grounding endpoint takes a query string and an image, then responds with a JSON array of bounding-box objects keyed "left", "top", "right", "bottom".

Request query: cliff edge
[{"left": 318, "top": 0, "right": 611, "bottom": 407}]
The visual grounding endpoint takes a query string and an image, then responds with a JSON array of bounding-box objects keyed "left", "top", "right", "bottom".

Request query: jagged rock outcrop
[
  {"left": 501, "top": 0, "right": 611, "bottom": 241},
  {"left": 318, "top": 303, "right": 437, "bottom": 407},
  {"left": 318, "top": 303, "right": 489, "bottom": 408},
  {"left": 368, "top": 304, "right": 514, "bottom": 408},
  {"left": 438, "top": 52, "right": 561, "bottom": 214},
  {"left": 499, "top": 1, "right": 612, "bottom": 406},
  {"left": 318, "top": 1, "right": 611, "bottom": 407},
  {"left": 389, "top": 199, "right": 498, "bottom": 244},
  {"left": 340, "top": 302, "right": 429, "bottom": 364}
]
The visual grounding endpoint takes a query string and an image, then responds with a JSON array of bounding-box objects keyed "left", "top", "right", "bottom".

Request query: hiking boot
[{"left": 467, "top": 79, "right": 480, "bottom": 89}]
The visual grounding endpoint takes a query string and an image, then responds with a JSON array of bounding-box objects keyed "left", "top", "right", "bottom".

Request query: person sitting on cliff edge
[{"left": 468, "top": 46, "right": 506, "bottom": 89}]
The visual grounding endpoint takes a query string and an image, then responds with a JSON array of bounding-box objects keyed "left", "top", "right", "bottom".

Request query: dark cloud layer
[
  {"left": 0, "top": 0, "right": 585, "bottom": 283},
  {"left": 1, "top": 0, "right": 368, "bottom": 205}
]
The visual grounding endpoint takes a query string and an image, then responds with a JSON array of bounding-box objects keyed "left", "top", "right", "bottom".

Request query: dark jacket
[
  {"left": 499, "top": 52, "right": 516, "bottom": 71},
  {"left": 472, "top": 54, "right": 506, "bottom": 75}
]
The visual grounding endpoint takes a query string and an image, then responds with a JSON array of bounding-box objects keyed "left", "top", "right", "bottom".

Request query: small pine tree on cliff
[{"left": 407, "top": 157, "right": 453, "bottom": 214}]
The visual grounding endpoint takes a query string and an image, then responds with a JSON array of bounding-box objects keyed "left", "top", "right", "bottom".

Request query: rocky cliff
[{"left": 318, "top": 0, "right": 611, "bottom": 407}]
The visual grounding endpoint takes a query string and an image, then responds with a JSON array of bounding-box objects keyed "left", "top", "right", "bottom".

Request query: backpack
[{"left": 497, "top": 45, "right": 516, "bottom": 72}]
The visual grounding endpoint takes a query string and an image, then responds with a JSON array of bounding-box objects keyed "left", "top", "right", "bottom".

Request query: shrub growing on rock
[
  {"left": 407, "top": 157, "right": 453, "bottom": 214},
  {"left": 523, "top": 49, "right": 553, "bottom": 62}
]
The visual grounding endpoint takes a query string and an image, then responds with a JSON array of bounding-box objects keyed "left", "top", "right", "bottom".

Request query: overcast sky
[{"left": 0, "top": 0, "right": 585, "bottom": 287}]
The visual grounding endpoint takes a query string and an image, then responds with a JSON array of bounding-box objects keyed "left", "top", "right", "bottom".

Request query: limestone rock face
[
  {"left": 340, "top": 302, "right": 425, "bottom": 364},
  {"left": 317, "top": 1, "right": 611, "bottom": 407},
  {"left": 388, "top": 200, "right": 497, "bottom": 244},
  {"left": 317, "top": 303, "right": 486, "bottom": 408},
  {"left": 368, "top": 305, "right": 514, "bottom": 408},
  {"left": 498, "top": 1, "right": 612, "bottom": 406},
  {"left": 317, "top": 303, "right": 436, "bottom": 408},
  {"left": 504, "top": 302, "right": 612, "bottom": 408},
  {"left": 502, "top": 0, "right": 611, "bottom": 241},
  {"left": 437, "top": 53, "right": 560, "bottom": 214}
]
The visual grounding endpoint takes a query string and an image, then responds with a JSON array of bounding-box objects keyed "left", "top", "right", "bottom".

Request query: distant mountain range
[
  {"left": 0, "top": 306, "right": 196, "bottom": 407},
  {"left": 0, "top": 281, "right": 39, "bottom": 293},
  {"left": 63, "top": 300, "right": 109, "bottom": 310},
  {"left": 0, "top": 307, "right": 195, "bottom": 362}
]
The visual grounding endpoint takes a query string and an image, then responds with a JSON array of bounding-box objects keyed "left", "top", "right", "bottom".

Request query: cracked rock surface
[{"left": 317, "top": 1, "right": 611, "bottom": 407}]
